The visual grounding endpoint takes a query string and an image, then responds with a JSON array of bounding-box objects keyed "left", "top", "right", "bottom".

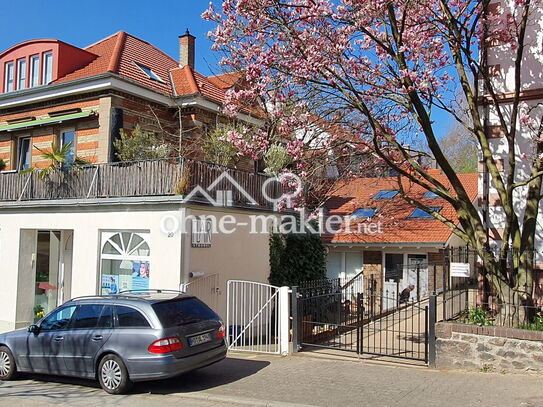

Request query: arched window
[{"left": 100, "top": 232, "right": 150, "bottom": 295}]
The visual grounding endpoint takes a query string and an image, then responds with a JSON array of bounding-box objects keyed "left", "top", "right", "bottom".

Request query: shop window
[{"left": 100, "top": 231, "right": 151, "bottom": 295}]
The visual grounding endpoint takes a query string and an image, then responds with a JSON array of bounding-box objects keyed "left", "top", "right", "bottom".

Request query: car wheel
[
  {"left": 0, "top": 346, "right": 17, "bottom": 380},
  {"left": 98, "top": 354, "right": 132, "bottom": 394}
]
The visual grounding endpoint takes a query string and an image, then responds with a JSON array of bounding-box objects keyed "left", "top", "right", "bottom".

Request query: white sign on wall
[
  {"left": 191, "top": 217, "right": 212, "bottom": 248},
  {"left": 450, "top": 262, "right": 470, "bottom": 278}
]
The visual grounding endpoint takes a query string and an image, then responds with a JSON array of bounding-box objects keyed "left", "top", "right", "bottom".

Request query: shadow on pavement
[
  {"left": 137, "top": 357, "right": 270, "bottom": 394},
  {"left": 0, "top": 357, "right": 270, "bottom": 398}
]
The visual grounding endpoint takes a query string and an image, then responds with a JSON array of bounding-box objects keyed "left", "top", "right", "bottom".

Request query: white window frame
[
  {"left": 17, "top": 58, "right": 26, "bottom": 90},
  {"left": 4, "top": 61, "right": 14, "bottom": 92},
  {"left": 60, "top": 128, "right": 76, "bottom": 163},
  {"left": 42, "top": 51, "right": 53, "bottom": 85},
  {"left": 30, "top": 54, "right": 40, "bottom": 87},
  {"left": 17, "top": 136, "right": 31, "bottom": 171}
]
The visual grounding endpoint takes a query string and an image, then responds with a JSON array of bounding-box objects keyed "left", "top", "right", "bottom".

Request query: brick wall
[{"left": 436, "top": 322, "right": 543, "bottom": 374}]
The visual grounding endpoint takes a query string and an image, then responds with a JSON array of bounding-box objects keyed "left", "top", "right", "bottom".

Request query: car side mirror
[{"left": 28, "top": 324, "right": 40, "bottom": 334}]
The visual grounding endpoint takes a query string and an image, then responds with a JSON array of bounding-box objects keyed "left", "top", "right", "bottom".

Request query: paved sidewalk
[{"left": 0, "top": 352, "right": 541, "bottom": 407}]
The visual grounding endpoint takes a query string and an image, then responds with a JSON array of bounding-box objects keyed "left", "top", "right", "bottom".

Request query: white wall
[{"left": 0, "top": 204, "right": 184, "bottom": 331}]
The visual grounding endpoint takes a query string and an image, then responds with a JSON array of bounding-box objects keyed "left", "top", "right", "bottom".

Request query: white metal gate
[
  {"left": 226, "top": 280, "right": 289, "bottom": 355},
  {"left": 182, "top": 273, "right": 220, "bottom": 312}
]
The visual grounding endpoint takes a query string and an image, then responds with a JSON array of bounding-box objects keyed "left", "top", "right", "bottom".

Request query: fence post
[
  {"left": 428, "top": 294, "right": 437, "bottom": 367},
  {"left": 291, "top": 286, "right": 300, "bottom": 353},
  {"left": 279, "top": 286, "right": 290, "bottom": 355},
  {"left": 416, "top": 265, "right": 420, "bottom": 302}
]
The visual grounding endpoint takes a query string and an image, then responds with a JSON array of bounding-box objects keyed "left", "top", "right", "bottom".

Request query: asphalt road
[{"left": 0, "top": 352, "right": 541, "bottom": 407}]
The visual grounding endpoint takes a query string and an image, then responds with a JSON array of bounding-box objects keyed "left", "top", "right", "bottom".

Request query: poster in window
[
  {"left": 131, "top": 261, "right": 150, "bottom": 292},
  {"left": 101, "top": 274, "right": 120, "bottom": 295}
]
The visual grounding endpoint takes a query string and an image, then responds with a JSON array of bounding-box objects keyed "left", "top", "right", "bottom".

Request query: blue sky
[
  {"left": 0, "top": 0, "right": 453, "bottom": 137},
  {"left": 0, "top": 0, "right": 221, "bottom": 76}
]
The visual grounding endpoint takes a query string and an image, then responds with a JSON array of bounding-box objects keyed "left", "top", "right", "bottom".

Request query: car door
[
  {"left": 63, "top": 304, "right": 114, "bottom": 376},
  {"left": 25, "top": 305, "right": 77, "bottom": 374}
]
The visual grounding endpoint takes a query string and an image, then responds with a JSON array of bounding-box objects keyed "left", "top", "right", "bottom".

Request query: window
[
  {"left": 30, "top": 55, "right": 40, "bottom": 87},
  {"left": 17, "top": 137, "right": 31, "bottom": 171},
  {"left": 17, "top": 59, "right": 26, "bottom": 90},
  {"left": 408, "top": 206, "right": 442, "bottom": 219},
  {"left": 100, "top": 232, "right": 151, "bottom": 295},
  {"left": 4, "top": 61, "right": 14, "bottom": 92},
  {"left": 72, "top": 304, "right": 104, "bottom": 329},
  {"left": 134, "top": 62, "right": 164, "bottom": 82},
  {"left": 385, "top": 253, "right": 404, "bottom": 281},
  {"left": 40, "top": 305, "right": 77, "bottom": 331},
  {"left": 351, "top": 208, "right": 376, "bottom": 219},
  {"left": 373, "top": 190, "right": 398, "bottom": 199},
  {"left": 115, "top": 306, "right": 150, "bottom": 328},
  {"left": 423, "top": 191, "right": 440, "bottom": 199},
  {"left": 43, "top": 52, "right": 53, "bottom": 84},
  {"left": 326, "top": 251, "right": 363, "bottom": 281},
  {"left": 97, "top": 305, "right": 114, "bottom": 328},
  {"left": 60, "top": 130, "right": 75, "bottom": 166},
  {"left": 152, "top": 298, "right": 219, "bottom": 328}
]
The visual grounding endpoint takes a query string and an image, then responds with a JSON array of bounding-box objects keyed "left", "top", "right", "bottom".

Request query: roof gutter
[{"left": 324, "top": 241, "right": 447, "bottom": 248}]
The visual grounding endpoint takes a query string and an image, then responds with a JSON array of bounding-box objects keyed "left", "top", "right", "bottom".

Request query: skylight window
[
  {"left": 373, "top": 190, "right": 398, "bottom": 199},
  {"left": 135, "top": 62, "right": 164, "bottom": 83},
  {"left": 408, "top": 206, "right": 442, "bottom": 219},
  {"left": 423, "top": 191, "right": 440, "bottom": 199},
  {"left": 351, "top": 208, "right": 377, "bottom": 219}
]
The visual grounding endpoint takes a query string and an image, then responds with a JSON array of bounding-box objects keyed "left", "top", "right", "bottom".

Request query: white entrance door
[{"left": 404, "top": 254, "right": 428, "bottom": 301}]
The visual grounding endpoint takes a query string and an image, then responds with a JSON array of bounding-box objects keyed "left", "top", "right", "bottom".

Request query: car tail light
[
  {"left": 148, "top": 337, "right": 182, "bottom": 354},
  {"left": 216, "top": 323, "right": 226, "bottom": 340}
]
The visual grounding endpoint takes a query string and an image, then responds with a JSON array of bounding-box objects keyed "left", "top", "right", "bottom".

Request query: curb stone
[{"left": 170, "top": 392, "right": 318, "bottom": 407}]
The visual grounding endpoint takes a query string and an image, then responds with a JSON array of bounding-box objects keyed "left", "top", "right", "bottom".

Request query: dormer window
[
  {"left": 30, "top": 55, "right": 40, "bottom": 87},
  {"left": 43, "top": 52, "right": 53, "bottom": 85},
  {"left": 4, "top": 61, "right": 14, "bottom": 92},
  {"left": 17, "top": 59, "right": 26, "bottom": 90},
  {"left": 135, "top": 62, "right": 164, "bottom": 83}
]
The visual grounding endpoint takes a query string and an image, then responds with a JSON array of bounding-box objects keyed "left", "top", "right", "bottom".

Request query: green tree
[
  {"left": 440, "top": 125, "right": 478, "bottom": 174},
  {"left": 269, "top": 229, "right": 326, "bottom": 287},
  {"left": 202, "top": 124, "right": 239, "bottom": 166},
  {"left": 114, "top": 124, "right": 171, "bottom": 161}
]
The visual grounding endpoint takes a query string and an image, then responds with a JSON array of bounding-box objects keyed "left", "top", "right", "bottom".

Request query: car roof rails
[{"left": 118, "top": 289, "right": 184, "bottom": 294}]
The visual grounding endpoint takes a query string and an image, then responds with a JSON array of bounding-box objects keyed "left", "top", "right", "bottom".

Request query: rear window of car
[
  {"left": 115, "top": 306, "right": 151, "bottom": 328},
  {"left": 152, "top": 297, "right": 219, "bottom": 328}
]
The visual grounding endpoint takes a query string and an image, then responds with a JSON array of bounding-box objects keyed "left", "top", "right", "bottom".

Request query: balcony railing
[{"left": 0, "top": 157, "right": 281, "bottom": 209}]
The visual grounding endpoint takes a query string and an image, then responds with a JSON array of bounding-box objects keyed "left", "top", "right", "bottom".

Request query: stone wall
[{"left": 436, "top": 322, "right": 543, "bottom": 374}]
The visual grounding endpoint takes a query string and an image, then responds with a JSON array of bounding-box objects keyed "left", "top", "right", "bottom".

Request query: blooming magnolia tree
[{"left": 204, "top": 0, "right": 543, "bottom": 306}]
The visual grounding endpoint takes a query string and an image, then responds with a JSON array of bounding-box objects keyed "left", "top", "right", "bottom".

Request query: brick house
[
  {"left": 322, "top": 172, "right": 478, "bottom": 303},
  {"left": 0, "top": 31, "right": 274, "bottom": 331}
]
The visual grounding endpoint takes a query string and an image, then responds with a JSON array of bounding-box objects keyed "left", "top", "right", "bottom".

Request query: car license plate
[{"left": 188, "top": 333, "right": 211, "bottom": 346}]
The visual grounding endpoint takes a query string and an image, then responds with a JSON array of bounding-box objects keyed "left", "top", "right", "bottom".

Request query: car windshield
[{"left": 152, "top": 297, "right": 219, "bottom": 328}]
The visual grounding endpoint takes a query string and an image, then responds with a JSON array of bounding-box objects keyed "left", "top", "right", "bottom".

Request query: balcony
[{"left": 0, "top": 158, "right": 281, "bottom": 209}]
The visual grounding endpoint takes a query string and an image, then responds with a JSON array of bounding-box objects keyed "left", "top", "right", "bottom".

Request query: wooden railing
[{"left": 0, "top": 158, "right": 281, "bottom": 208}]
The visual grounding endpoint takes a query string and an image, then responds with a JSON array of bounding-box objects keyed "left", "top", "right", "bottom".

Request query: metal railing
[{"left": 0, "top": 157, "right": 281, "bottom": 208}]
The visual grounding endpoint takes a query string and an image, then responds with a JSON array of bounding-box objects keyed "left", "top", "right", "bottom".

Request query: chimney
[{"left": 179, "top": 29, "right": 195, "bottom": 69}]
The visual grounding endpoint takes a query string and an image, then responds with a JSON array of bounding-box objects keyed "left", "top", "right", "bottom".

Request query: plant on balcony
[
  {"left": 114, "top": 124, "right": 171, "bottom": 161},
  {"left": 24, "top": 142, "right": 90, "bottom": 180},
  {"left": 0, "top": 159, "right": 5, "bottom": 171},
  {"left": 202, "top": 124, "right": 239, "bottom": 166}
]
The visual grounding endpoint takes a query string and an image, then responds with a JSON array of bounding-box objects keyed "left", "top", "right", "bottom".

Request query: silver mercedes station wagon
[{"left": 0, "top": 291, "right": 227, "bottom": 394}]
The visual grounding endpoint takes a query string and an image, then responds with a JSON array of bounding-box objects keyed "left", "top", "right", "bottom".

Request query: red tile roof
[
  {"left": 207, "top": 72, "right": 242, "bottom": 89},
  {"left": 323, "top": 173, "right": 478, "bottom": 245},
  {"left": 53, "top": 31, "right": 233, "bottom": 105}
]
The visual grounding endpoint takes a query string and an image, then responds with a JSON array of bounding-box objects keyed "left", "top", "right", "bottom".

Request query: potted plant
[{"left": 33, "top": 304, "right": 45, "bottom": 322}]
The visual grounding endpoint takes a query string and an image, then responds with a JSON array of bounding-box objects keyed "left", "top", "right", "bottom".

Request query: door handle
[
  {"left": 54, "top": 336, "right": 64, "bottom": 342},
  {"left": 91, "top": 335, "right": 103, "bottom": 341}
]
